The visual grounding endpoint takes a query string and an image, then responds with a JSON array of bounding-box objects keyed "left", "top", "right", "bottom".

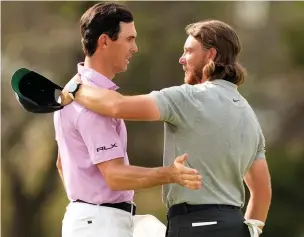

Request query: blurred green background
[{"left": 1, "top": 1, "right": 304, "bottom": 237}]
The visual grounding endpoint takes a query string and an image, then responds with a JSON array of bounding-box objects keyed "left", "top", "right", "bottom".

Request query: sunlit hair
[{"left": 186, "top": 20, "right": 247, "bottom": 86}]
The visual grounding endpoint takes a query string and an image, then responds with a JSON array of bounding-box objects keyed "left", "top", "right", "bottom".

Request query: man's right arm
[
  {"left": 77, "top": 109, "right": 202, "bottom": 191},
  {"left": 96, "top": 154, "right": 201, "bottom": 191}
]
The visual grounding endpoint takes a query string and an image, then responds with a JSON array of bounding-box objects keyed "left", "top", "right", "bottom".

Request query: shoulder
[
  {"left": 76, "top": 106, "right": 116, "bottom": 128},
  {"left": 53, "top": 101, "right": 91, "bottom": 131},
  {"left": 150, "top": 84, "right": 196, "bottom": 99},
  {"left": 192, "top": 82, "right": 214, "bottom": 93}
]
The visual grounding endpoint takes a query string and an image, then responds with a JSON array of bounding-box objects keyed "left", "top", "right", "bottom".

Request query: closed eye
[
  {"left": 128, "top": 36, "right": 136, "bottom": 41},
  {"left": 184, "top": 47, "right": 192, "bottom": 53}
]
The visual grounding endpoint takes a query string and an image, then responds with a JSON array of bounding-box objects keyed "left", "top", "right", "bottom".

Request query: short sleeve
[
  {"left": 76, "top": 109, "right": 125, "bottom": 164},
  {"left": 255, "top": 126, "right": 266, "bottom": 159},
  {"left": 149, "top": 84, "right": 197, "bottom": 128}
]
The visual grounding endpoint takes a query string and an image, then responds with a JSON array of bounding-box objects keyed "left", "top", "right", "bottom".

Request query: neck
[{"left": 84, "top": 55, "right": 115, "bottom": 80}]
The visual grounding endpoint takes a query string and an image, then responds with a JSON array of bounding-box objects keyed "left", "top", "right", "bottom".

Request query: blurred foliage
[{"left": 1, "top": 1, "right": 304, "bottom": 237}]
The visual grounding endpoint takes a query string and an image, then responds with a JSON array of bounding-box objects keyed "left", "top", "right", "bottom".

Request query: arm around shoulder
[{"left": 74, "top": 84, "right": 161, "bottom": 121}]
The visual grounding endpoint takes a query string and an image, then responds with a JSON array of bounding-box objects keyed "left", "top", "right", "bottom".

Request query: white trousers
[
  {"left": 62, "top": 202, "right": 166, "bottom": 237},
  {"left": 62, "top": 202, "right": 133, "bottom": 237}
]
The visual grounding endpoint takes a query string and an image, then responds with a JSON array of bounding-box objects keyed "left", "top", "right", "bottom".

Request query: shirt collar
[
  {"left": 77, "top": 62, "right": 119, "bottom": 90},
  {"left": 208, "top": 79, "right": 238, "bottom": 90}
]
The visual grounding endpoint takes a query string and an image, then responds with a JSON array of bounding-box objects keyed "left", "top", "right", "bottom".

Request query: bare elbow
[
  {"left": 105, "top": 176, "right": 124, "bottom": 191},
  {"left": 102, "top": 168, "right": 125, "bottom": 191},
  {"left": 97, "top": 158, "right": 127, "bottom": 190},
  {"left": 109, "top": 183, "right": 123, "bottom": 191}
]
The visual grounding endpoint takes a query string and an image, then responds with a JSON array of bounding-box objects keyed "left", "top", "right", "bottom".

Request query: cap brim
[
  {"left": 11, "top": 68, "right": 41, "bottom": 106},
  {"left": 11, "top": 68, "right": 31, "bottom": 94},
  {"left": 11, "top": 68, "right": 64, "bottom": 113}
]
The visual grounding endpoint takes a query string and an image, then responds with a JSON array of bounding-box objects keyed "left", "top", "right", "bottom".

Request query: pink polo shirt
[{"left": 53, "top": 63, "right": 134, "bottom": 204}]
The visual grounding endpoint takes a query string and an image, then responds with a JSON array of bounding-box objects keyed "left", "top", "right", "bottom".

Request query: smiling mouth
[{"left": 126, "top": 57, "right": 132, "bottom": 63}]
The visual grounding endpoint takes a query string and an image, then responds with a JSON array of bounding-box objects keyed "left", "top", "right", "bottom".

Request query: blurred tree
[{"left": 1, "top": 2, "right": 92, "bottom": 237}]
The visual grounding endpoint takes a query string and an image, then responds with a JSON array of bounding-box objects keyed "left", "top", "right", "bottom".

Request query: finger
[
  {"left": 181, "top": 174, "right": 202, "bottom": 182},
  {"left": 187, "top": 180, "right": 202, "bottom": 189},
  {"left": 59, "top": 93, "right": 65, "bottom": 105},
  {"left": 181, "top": 180, "right": 202, "bottom": 190},
  {"left": 60, "top": 90, "right": 72, "bottom": 106},
  {"left": 174, "top": 153, "right": 188, "bottom": 164},
  {"left": 179, "top": 178, "right": 201, "bottom": 186},
  {"left": 178, "top": 166, "right": 199, "bottom": 175}
]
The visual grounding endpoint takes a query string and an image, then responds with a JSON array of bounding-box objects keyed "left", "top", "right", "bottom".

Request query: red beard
[{"left": 184, "top": 67, "right": 203, "bottom": 85}]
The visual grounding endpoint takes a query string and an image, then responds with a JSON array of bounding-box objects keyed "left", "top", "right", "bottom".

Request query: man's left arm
[
  {"left": 56, "top": 151, "right": 64, "bottom": 185},
  {"left": 244, "top": 128, "right": 271, "bottom": 231}
]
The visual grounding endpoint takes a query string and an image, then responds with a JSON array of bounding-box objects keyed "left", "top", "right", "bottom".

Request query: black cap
[{"left": 11, "top": 68, "right": 64, "bottom": 113}]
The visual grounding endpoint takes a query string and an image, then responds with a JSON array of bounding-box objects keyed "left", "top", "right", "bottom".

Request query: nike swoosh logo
[{"left": 233, "top": 99, "right": 240, "bottom": 102}]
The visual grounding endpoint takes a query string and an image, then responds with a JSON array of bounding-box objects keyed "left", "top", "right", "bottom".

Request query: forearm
[
  {"left": 245, "top": 191, "right": 272, "bottom": 227},
  {"left": 75, "top": 85, "right": 160, "bottom": 121},
  {"left": 75, "top": 85, "right": 122, "bottom": 117},
  {"left": 107, "top": 165, "right": 173, "bottom": 191}
]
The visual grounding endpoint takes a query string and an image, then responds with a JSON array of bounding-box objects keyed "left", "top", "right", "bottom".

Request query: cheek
[
  {"left": 112, "top": 43, "right": 124, "bottom": 55},
  {"left": 186, "top": 54, "right": 200, "bottom": 68},
  {"left": 118, "top": 43, "right": 129, "bottom": 57},
  {"left": 194, "top": 53, "right": 206, "bottom": 69}
]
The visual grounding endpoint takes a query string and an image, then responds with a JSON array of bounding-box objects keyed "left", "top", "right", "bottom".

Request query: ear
[
  {"left": 208, "top": 48, "right": 217, "bottom": 61},
  {"left": 98, "top": 34, "right": 109, "bottom": 49}
]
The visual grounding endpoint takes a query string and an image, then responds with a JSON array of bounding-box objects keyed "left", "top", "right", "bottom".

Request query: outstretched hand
[{"left": 171, "top": 154, "right": 202, "bottom": 190}]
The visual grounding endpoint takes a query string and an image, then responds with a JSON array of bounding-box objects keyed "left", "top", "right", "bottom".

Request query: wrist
[
  {"left": 68, "top": 81, "right": 82, "bottom": 100},
  {"left": 244, "top": 219, "right": 265, "bottom": 234},
  {"left": 162, "top": 165, "right": 176, "bottom": 184}
]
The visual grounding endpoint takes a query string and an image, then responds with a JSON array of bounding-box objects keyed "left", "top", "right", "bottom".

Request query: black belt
[
  {"left": 73, "top": 199, "right": 136, "bottom": 215},
  {"left": 168, "top": 202, "right": 240, "bottom": 218}
]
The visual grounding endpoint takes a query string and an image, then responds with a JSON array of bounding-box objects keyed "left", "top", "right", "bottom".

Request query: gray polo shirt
[{"left": 149, "top": 79, "right": 266, "bottom": 208}]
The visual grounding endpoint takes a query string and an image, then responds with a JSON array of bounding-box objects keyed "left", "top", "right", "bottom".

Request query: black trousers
[{"left": 166, "top": 203, "right": 250, "bottom": 237}]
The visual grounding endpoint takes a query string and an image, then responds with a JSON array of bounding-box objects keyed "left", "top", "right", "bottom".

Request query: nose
[
  {"left": 132, "top": 43, "right": 138, "bottom": 53},
  {"left": 179, "top": 55, "right": 186, "bottom": 65}
]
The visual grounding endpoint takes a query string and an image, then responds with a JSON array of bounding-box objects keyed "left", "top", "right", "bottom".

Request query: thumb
[
  {"left": 59, "top": 92, "right": 66, "bottom": 106},
  {"left": 175, "top": 153, "right": 188, "bottom": 164}
]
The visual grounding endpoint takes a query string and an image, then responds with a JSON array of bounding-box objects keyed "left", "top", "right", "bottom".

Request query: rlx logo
[{"left": 96, "top": 143, "right": 118, "bottom": 152}]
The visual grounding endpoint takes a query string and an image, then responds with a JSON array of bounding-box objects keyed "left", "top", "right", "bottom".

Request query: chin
[
  {"left": 116, "top": 66, "right": 128, "bottom": 73},
  {"left": 184, "top": 70, "right": 204, "bottom": 85}
]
